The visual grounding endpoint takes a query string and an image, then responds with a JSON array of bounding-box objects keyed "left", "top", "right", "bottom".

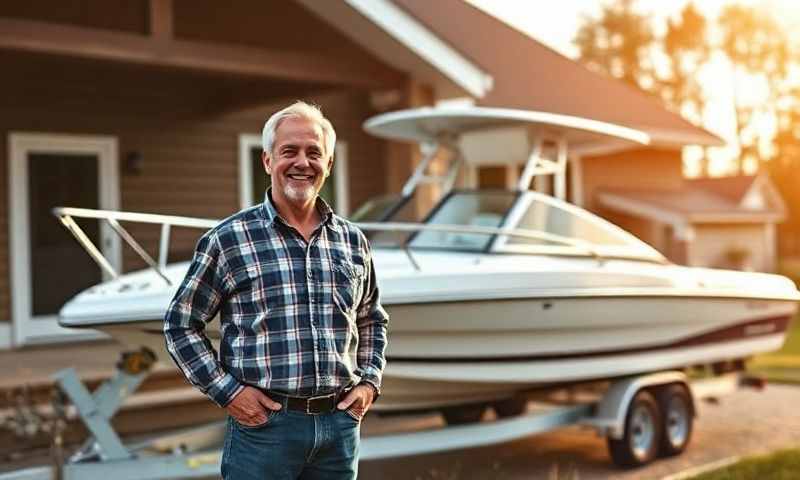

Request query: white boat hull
[{"left": 91, "top": 293, "right": 796, "bottom": 411}]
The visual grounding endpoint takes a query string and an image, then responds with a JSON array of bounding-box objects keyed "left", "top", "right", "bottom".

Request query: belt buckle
[{"left": 306, "top": 392, "right": 335, "bottom": 415}]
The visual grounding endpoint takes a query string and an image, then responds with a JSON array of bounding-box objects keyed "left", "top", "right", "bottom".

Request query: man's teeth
[{"left": 288, "top": 174, "right": 313, "bottom": 180}]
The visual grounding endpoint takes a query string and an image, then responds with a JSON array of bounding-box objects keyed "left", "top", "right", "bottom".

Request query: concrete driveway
[{"left": 359, "top": 384, "right": 800, "bottom": 480}]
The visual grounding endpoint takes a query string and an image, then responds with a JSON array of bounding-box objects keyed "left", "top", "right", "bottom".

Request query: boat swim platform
[{"left": 0, "top": 341, "right": 219, "bottom": 460}]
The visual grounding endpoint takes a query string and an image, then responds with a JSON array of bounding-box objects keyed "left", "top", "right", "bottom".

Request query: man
[{"left": 164, "top": 101, "right": 389, "bottom": 480}]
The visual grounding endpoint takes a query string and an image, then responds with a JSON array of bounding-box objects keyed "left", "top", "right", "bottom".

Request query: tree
[
  {"left": 573, "top": 0, "right": 657, "bottom": 90},
  {"left": 574, "top": 1, "right": 712, "bottom": 174},
  {"left": 718, "top": 4, "right": 790, "bottom": 174},
  {"left": 662, "top": 4, "right": 712, "bottom": 175}
]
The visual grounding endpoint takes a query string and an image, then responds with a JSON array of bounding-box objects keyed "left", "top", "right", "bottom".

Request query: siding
[
  {"left": 690, "top": 223, "right": 770, "bottom": 272},
  {"left": 0, "top": 53, "right": 391, "bottom": 325},
  {"left": 582, "top": 148, "right": 684, "bottom": 211}
]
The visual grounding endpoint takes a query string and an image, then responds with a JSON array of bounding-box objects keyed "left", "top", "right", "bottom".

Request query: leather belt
[{"left": 267, "top": 391, "right": 346, "bottom": 415}]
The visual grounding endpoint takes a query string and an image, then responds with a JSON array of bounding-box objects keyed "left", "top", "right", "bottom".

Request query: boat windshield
[
  {"left": 354, "top": 191, "right": 518, "bottom": 251},
  {"left": 352, "top": 190, "right": 655, "bottom": 256},
  {"left": 507, "top": 194, "right": 638, "bottom": 248}
]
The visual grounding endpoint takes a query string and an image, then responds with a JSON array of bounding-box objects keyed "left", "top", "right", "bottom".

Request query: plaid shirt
[{"left": 164, "top": 193, "right": 389, "bottom": 407}]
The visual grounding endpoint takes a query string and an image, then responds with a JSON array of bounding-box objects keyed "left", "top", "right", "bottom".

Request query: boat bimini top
[{"left": 363, "top": 105, "right": 650, "bottom": 199}]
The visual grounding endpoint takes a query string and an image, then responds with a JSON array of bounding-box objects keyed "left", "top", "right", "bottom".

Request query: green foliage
[{"left": 689, "top": 448, "right": 800, "bottom": 480}]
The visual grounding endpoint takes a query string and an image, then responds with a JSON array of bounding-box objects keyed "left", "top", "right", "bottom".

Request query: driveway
[{"left": 359, "top": 384, "right": 800, "bottom": 480}]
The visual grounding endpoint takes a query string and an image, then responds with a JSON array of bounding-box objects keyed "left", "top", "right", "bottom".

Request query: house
[
  {"left": 596, "top": 173, "right": 786, "bottom": 271},
  {"left": 0, "top": 0, "right": 775, "bottom": 351}
]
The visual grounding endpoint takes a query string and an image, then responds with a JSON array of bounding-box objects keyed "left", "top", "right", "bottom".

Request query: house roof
[
  {"left": 686, "top": 175, "right": 758, "bottom": 203},
  {"left": 393, "top": 0, "right": 724, "bottom": 148},
  {"left": 597, "top": 174, "right": 786, "bottom": 225}
]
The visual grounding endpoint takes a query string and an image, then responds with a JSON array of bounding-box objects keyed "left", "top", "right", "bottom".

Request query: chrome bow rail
[{"left": 53, "top": 207, "right": 601, "bottom": 282}]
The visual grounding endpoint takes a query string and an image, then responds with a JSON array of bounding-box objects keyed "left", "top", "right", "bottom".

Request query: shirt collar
[{"left": 261, "top": 188, "right": 336, "bottom": 229}]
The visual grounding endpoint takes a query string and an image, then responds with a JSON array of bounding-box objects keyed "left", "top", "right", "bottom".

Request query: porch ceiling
[
  {"left": 0, "top": 50, "right": 332, "bottom": 115},
  {"left": 0, "top": 15, "right": 403, "bottom": 90}
]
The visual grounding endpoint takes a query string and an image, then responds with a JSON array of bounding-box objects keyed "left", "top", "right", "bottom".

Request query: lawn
[
  {"left": 689, "top": 448, "right": 800, "bottom": 480},
  {"left": 748, "top": 311, "right": 800, "bottom": 384}
]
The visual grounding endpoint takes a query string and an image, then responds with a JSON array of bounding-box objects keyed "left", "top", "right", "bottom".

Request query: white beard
[{"left": 284, "top": 182, "right": 316, "bottom": 203}]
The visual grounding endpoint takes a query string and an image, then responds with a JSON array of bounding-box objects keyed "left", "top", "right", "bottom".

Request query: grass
[
  {"left": 750, "top": 258, "right": 800, "bottom": 382},
  {"left": 748, "top": 310, "right": 800, "bottom": 384},
  {"left": 688, "top": 448, "right": 800, "bottom": 480}
]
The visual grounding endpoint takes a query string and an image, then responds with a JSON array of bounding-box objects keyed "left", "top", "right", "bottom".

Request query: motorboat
[{"left": 55, "top": 106, "right": 800, "bottom": 413}]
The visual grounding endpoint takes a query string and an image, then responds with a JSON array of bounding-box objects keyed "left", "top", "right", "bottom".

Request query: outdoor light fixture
[{"left": 124, "top": 151, "right": 143, "bottom": 175}]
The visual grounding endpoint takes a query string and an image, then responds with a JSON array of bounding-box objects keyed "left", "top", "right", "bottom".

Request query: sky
[{"left": 466, "top": 0, "right": 800, "bottom": 177}]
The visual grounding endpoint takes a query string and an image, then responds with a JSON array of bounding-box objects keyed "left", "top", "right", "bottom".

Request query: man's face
[{"left": 263, "top": 116, "right": 332, "bottom": 210}]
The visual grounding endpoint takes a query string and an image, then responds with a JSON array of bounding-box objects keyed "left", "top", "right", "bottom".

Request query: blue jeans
[{"left": 221, "top": 405, "right": 361, "bottom": 480}]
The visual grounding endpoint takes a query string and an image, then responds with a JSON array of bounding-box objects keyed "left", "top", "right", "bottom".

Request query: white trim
[
  {"left": 238, "top": 133, "right": 262, "bottom": 209},
  {"left": 743, "top": 172, "right": 787, "bottom": 216},
  {"left": 765, "top": 222, "right": 777, "bottom": 272},
  {"left": 343, "top": 0, "right": 493, "bottom": 98},
  {"left": 0, "top": 322, "right": 11, "bottom": 350},
  {"left": 333, "top": 142, "right": 350, "bottom": 216},
  {"left": 569, "top": 154, "right": 584, "bottom": 207},
  {"left": 8, "top": 133, "right": 120, "bottom": 346}
]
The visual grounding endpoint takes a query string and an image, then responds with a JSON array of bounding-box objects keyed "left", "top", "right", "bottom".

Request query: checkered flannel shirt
[{"left": 164, "top": 193, "right": 389, "bottom": 407}]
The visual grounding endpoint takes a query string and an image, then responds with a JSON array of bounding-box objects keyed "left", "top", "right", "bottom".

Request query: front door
[{"left": 9, "top": 133, "right": 121, "bottom": 345}]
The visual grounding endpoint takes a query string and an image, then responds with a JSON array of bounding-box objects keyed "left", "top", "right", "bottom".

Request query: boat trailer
[{"left": 0, "top": 350, "right": 755, "bottom": 479}]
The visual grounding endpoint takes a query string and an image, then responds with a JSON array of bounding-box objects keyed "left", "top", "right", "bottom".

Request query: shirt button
[{"left": 307, "top": 270, "right": 312, "bottom": 279}]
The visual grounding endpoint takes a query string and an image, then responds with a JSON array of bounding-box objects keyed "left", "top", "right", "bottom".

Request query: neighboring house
[
  {"left": 0, "top": 0, "right": 762, "bottom": 351},
  {"left": 596, "top": 173, "right": 787, "bottom": 272}
]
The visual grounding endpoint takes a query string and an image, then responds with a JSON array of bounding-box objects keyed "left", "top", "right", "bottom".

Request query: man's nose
[{"left": 294, "top": 153, "right": 311, "bottom": 168}]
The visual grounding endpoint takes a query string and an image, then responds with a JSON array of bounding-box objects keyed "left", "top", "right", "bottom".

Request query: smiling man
[{"left": 164, "top": 101, "right": 389, "bottom": 480}]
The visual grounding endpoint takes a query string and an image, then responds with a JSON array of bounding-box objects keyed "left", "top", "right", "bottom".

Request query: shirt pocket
[
  {"left": 230, "top": 261, "right": 290, "bottom": 312},
  {"left": 332, "top": 263, "right": 365, "bottom": 316}
]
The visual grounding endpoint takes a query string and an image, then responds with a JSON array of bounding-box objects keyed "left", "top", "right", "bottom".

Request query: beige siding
[{"left": 690, "top": 224, "right": 770, "bottom": 272}]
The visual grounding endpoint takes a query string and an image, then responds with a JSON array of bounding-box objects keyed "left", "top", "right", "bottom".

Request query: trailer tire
[
  {"left": 493, "top": 397, "right": 527, "bottom": 418},
  {"left": 656, "top": 384, "right": 693, "bottom": 457},
  {"left": 442, "top": 404, "right": 486, "bottom": 425},
  {"left": 607, "top": 389, "right": 662, "bottom": 468}
]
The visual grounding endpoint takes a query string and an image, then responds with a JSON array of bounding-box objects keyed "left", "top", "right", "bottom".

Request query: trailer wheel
[
  {"left": 442, "top": 404, "right": 486, "bottom": 425},
  {"left": 656, "top": 384, "right": 693, "bottom": 457},
  {"left": 607, "top": 389, "right": 662, "bottom": 468},
  {"left": 493, "top": 397, "right": 527, "bottom": 418}
]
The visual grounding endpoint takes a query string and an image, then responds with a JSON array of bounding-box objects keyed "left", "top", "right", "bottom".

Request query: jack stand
[{"left": 55, "top": 348, "right": 153, "bottom": 463}]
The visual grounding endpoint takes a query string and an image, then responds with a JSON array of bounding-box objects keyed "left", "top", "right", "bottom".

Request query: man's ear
[
  {"left": 262, "top": 151, "right": 272, "bottom": 175},
  {"left": 325, "top": 154, "right": 334, "bottom": 178}
]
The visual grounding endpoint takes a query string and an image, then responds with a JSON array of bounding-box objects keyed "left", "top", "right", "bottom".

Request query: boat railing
[{"left": 53, "top": 206, "right": 602, "bottom": 283}]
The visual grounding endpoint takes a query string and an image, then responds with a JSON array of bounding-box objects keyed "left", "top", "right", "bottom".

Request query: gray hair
[{"left": 262, "top": 101, "right": 336, "bottom": 159}]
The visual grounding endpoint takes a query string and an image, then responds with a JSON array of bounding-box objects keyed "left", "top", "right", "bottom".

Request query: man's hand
[
  {"left": 226, "top": 386, "right": 282, "bottom": 426},
  {"left": 337, "top": 384, "right": 375, "bottom": 419}
]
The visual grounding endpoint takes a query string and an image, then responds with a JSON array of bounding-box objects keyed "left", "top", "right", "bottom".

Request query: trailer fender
[{"left": 586, "top": 371, "right": 691, "bottom": 439}]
